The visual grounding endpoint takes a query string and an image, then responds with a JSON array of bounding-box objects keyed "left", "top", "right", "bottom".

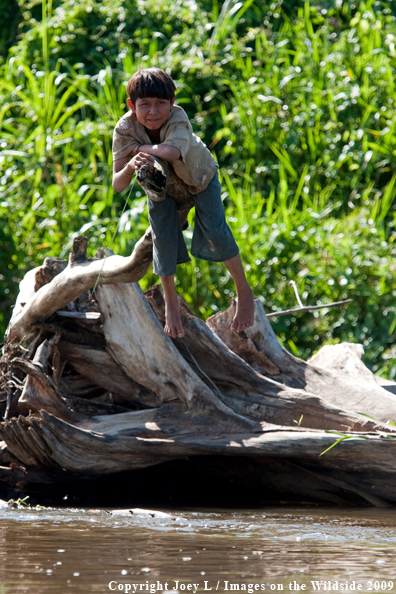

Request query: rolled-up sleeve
[{"left": 161, "top": 122, "right": 191, "bottom": 162}]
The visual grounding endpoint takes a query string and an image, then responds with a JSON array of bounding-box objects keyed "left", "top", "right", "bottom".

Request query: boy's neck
[{"left": 145, "top": 126, "right": 161, "bottom": 143}]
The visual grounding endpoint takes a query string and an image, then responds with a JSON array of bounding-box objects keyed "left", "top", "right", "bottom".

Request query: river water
[{"left": 0, "top": 505, "right": 395, "bottom": 594}]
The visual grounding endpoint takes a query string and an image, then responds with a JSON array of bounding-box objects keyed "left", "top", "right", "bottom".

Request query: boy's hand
[{"left": 129, "top": 151, "right": 155, "bottom": 172}]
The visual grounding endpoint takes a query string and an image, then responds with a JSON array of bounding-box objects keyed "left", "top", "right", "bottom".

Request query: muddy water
[{"left": 0, "top": 506, "right": 395, "bottom": 594}]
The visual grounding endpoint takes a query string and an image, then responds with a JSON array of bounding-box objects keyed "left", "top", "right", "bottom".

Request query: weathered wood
[
  {"left": 95, "top": 283, "right": 256, "bottom": 432},
  {"left": 208, "top": 299, "right": 396, "bottom": 424},
  {"left": 58, "top": 341, "right": 161, "bottom": 409},
  {"left": 59, "top": 374, "right": 109, "bottom": 399},
  {"left": 146, "top": 287, "right": 388, "bottom": 433},
  {"left": 56, "top": 311, "right": 101, "bottom": 320},
  {"left": 63, "top": 395, "right": 131, "bottom": 416},
  {"left": 1, "top": 409, "right": 396, "bottom": 507},
  {"left": 6, "top": 236, "right": 153, "bottom": 344},
  {"left": 13, "top": 340, "right": 76, "bottom": 423}
]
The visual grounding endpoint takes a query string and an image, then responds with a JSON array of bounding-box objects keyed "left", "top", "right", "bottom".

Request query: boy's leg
[
  {"left": 191, "top": 173, "right": 239, "bottom": 262},
  {"left": 192, "top": 172, "right": 255, "bottom": 333},
  {"left": 147, "top": 194, "right": 189, "bottom": 338},
  {"left": 223, "top": 253, "right": 255, "bottom": 333},
  {"left": 147, "top": 193, "right": 190, "bottom": 278},
  {"left": 160, "top": 274, "right": 184, "bottom": 338}
]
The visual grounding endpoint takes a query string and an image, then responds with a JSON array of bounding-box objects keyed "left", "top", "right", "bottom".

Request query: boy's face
[{"left": 127, "top": 96, "right": 175, "bottom": 131}]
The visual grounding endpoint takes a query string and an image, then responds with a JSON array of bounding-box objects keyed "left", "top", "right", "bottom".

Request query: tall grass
[
  {"left": 2, "top": 0, "right": 396, "bottom": 376},
  {"left": 211, "top": 2, "right": 396, "bottom": 223}
]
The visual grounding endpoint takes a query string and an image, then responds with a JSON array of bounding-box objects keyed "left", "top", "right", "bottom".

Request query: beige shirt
[{"left": 112, "top": 105, "right": 218, "bottom": 194}]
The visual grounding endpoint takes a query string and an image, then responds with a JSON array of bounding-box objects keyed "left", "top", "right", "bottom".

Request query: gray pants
[{"left": 148, "top": 172, "right": 239, "bottom": 277}]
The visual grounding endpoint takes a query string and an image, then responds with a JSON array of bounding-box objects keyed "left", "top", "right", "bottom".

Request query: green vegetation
[
  {"left": 7, "top": 496, "right": 31, "bottom": 509},
  {"left": 7, "top": 495, "right": 46, "bottom": 509},
  {"left": 2, "top": 0, "right": 396, "bottom": 376}
]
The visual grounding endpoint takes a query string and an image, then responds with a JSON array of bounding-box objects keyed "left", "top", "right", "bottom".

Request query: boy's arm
[
  {"left": 112, "top": 156, "right": 136, "bottom": 193},
  {"left": 112, "top": 151, "right": 155, "bottom": 193},
  {"left": 137, "top": 144, "right": 180, "bottom": 161},
  {"left": 112, "top": 145, "right": 180, "bottom": 192}
]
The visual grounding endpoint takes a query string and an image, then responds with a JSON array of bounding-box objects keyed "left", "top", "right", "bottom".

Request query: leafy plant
[
  {"left": 2, "top": 0, "right": 396, "bottom": 380},
  {"left": 7, "top": 495, "right": 31, "bottom": 508},
  {"left": 320, "top": 432, "right": 370, "bottom": 456}
]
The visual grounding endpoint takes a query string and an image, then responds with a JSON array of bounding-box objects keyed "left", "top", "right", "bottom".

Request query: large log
[
  {"left": 1, "top": 410, "right": 395, "bottom": 507},
  {"left": 1, "top": 162, "right": 396, "bottom": 506}
]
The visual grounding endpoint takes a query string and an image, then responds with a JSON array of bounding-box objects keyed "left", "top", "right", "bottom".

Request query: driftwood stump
[{"left": 1, "top": 160, "right": 396, "bottom": 507}]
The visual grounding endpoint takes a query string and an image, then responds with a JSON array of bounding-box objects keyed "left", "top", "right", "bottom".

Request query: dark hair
[{"left": 126, "top": 68, "right": 176, "bottom": 104}]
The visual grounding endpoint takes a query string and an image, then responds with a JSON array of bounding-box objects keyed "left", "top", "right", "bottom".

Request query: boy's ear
[
  {"left": 127, "top": 98, "right": 135, "bottom": 112},
  {"left": 171, "top": 97, "right": 175, "bottom": 106}
]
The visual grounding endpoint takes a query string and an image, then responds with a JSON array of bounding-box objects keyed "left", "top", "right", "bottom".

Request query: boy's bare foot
[
  {"left": 223, "top": 254, "right": 255, "bottom": 333},
  {"left": 164, "top": 297, "right": 185, "bottom": 339},
  {"left": 230, "top": 288, "right": 255, "bottom": 333}
]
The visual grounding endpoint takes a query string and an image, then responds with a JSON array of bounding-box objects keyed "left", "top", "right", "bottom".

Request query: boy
[{"left": 112, "top": 67, "right": 254, "bottom": 339}]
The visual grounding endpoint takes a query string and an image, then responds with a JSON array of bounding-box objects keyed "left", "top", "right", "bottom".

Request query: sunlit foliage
[{"left": 2, "top": 0, "right": 396, "bottom": 376}]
